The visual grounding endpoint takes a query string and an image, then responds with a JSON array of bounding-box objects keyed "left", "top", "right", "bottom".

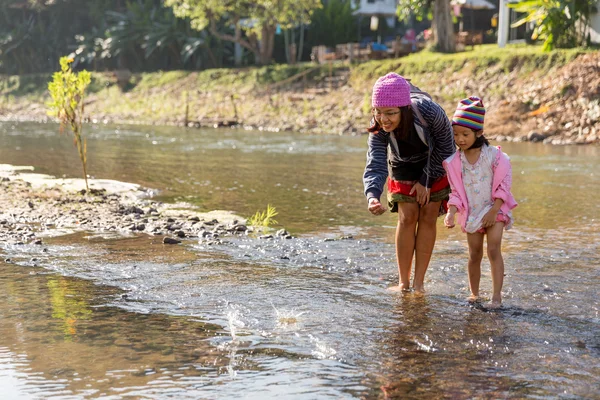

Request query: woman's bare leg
[
  {"left": 413, "top": 200, "right": 442, "bottom": 293},
  {"left": 466, "top": 231, "right": 485, "bottom": 301},
  {"left": 485, "top": 222, "right": 505, "bottom": 308},
  {"left": 393, "top": 202, "right": 419, "bottom": 291}
]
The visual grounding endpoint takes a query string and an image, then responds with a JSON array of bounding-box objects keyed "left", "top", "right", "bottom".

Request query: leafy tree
[
  {"left": 397, "top": 0, "right": 455, "bottom": 52},
  {"left": 165, "top": 0, "right": 323, "bottom": 65},
  {"left": 47, "top": 57, "right": 92, "bottom": 191},
  {"left": 70, "top": 0, "right": 216, "bottom": 71},
  {"left": 0, "top": 0, "right": 120, "bottom": 74},
  {"left": 0, "top": 0, "right": 215, "bottom": 74},
  {"left": 509, "top": 0, "right": 597, "bottom": 51}
]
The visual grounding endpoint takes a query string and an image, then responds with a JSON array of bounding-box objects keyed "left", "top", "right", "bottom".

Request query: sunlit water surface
[{"left": 0, "top": 122, "right": 598, "bottom": 399}]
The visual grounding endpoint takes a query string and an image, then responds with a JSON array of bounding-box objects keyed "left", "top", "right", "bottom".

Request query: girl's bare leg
[
  {"left": 466, "top": 231, "right": 485, "bottom": 302},
  {"left": 413, "top": 200, "right": 442, "bottom": 293},
  {"left": 485, "top": 222, "right": 505, "bottom": 308},
  {"left": 392, "top": 202, "right": 419, "bottom": 291}
]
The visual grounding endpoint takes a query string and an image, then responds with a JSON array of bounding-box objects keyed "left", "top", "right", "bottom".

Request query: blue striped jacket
[{"left": 363, "top": 95, "right": 455, "bottom": 201}]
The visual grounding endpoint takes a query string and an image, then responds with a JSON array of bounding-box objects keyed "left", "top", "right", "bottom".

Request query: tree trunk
[
  {"left": 246, "top": 33, "right": 262, "bottom": 65},
  {"left": 433, "top": 0, "right": 455, "bottom": 53},
  {"left": 207, "top": 18, "right": 275, "bottom": 65},
  {"left": 259, "top": 24, "right": 276, "bottom": 65},
  {"left": 297, "top": 24, "right": 305, "bottom": 62},
  {"left": 283, "top": 29, "right": 290, "bottom": 64}
]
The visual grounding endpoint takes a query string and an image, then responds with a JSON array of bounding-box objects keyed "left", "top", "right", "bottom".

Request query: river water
[{"left": 0, "top": 122, "right": 598, "bottom": 399}]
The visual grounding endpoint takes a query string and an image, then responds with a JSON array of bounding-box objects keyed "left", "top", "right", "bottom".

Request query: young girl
[{"left": 442, "top": 97, "right": 517, "bottom": 308}]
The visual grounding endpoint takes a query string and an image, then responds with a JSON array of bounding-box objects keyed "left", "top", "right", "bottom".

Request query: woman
[{"left": 363, "top": 72, "right": 455, "bottom": 293}]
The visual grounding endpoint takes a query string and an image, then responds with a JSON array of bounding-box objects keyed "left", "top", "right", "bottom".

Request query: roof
[{"left": 451, "top": 0, "right": 496, "bottom": 10}]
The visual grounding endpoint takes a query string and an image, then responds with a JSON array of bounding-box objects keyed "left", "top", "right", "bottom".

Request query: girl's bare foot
[{"left": 487, "top": 299, "right": 502, "bottom": 309}]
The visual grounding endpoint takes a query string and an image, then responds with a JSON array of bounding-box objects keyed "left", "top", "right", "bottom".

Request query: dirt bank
[{"left": 1, "top": 49, "right": 598, "bottom": 145}]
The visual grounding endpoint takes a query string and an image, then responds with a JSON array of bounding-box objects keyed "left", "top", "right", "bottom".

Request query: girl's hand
[
  {"left": 481, "top": 210, "right": 497, "bottom": 228},
  {"left": 444, "top": 212, "right": 455, "bottom": 228},
  {"left": 368, "top": 198, "right": 386, "bottom": 216},
  {"left": 409, "top": 182, "right": 430, "bottom": 206}
]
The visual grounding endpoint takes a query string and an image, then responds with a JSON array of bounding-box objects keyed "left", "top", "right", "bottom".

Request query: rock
[
  {"left": 527, "top": 131, "right": 546, "bottom": 142},
  {"left": 276, "top": 229, "right": 288, "bottom": 237},
  {"left": 231, "top": 224, "right": 247, "bottom": 232},
  {"left": 163, "top": 237, "right": 181, "bottom": 245},
  {"left": 123, "top": 206, "right": 144, "bottom": 215}
]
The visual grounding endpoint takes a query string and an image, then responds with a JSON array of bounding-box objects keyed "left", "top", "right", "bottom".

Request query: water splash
[
  {"left": 226, "top": 307, "right": 246, "bottom": 342},
  {"left": 414, "top": 335, "right": 438, "bottom": 353},
  {"left": 309, "top": 334, "right": 337, "bottom": 360},
  {"left": 272, "top": 303, "right": 305, "bottom": 326}
]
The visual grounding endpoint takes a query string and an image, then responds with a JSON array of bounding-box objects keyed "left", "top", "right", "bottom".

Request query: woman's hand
[
  {"left": 409, "top": 182, "right": 430, "bottom": 206},
  {"left": 368, "top": 198, "right": 386, "bottom": 216}
]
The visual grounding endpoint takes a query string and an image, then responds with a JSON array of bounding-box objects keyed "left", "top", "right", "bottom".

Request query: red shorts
[
  {"left": 387, "top": 176, "right": 450, "bottom": 215},
  {"left": 387, "top": 175, "right": 450, "bottom": 196}
]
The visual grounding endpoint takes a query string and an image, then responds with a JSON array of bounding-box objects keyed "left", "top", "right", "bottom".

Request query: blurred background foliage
[{"left": 0, "top": 0, "right": 358, "bottom": 74}]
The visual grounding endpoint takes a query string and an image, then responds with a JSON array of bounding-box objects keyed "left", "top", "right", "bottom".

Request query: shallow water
[{"left": 0, "top": 122, "right": 599, "bottom": 399}]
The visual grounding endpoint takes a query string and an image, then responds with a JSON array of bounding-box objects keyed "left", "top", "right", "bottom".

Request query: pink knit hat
[{"left": 371, "top": 73, "right": 411, "bottom": 108}]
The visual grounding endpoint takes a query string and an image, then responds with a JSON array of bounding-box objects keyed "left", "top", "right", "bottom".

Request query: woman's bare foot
[
  {"left": 413, "top": 285, "right": 425, "bottom": 294},
  {"left": 387, "top": 283, "right": 411, "bottom": 292},
  {"left": 467, "top": 295, "right": 480, "bottom": 304}
]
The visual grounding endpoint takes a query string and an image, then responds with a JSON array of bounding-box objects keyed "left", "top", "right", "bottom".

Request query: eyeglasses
[{"left": 372, "top": 109, "right": 401, "bottom": 120}]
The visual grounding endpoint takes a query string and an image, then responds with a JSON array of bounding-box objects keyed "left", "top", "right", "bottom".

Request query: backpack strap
[
  {"left": 388, "top": 131, "right": 400, "bottom": 157},
  {"left": 411, "top": 101, "right": 428, "bottom": 146},
  {"left": 407, "top": 81, "right": 433, "bottom": 99}
]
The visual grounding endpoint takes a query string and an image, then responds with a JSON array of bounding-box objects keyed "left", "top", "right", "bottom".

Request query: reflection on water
[
  {"left": 0, "top": 263, "right": 228, "bottom": 398},
  {"left": 0, "top": 261, "right": 367, "bottom": 399},
  {"left": 0, "top": 122, "right": 598, "bottom": 235},
  {"left": 0, "top": 122, "right": 599, "bottom": 399},
  {"left": 1, "top": 231, "right": 598, "bottom": 399}
]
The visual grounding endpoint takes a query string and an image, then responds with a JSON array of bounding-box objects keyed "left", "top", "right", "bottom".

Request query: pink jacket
[{"left": 442, "top": 146, "right": 518, "bottom": 231}]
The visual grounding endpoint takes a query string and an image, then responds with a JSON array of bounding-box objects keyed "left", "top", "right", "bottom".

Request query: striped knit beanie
[
  {"left": 452, "top": 96, "right": 485, "bottom": 130},
  {"left": 371, "top": 73, "right": 411, "bottom": 108}
]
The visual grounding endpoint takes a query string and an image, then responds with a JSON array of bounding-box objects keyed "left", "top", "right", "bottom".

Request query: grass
[
  {"left": 136, "top": 70, "right": 191, "bottom": 89},
  {"left": 247, "top": 204, "right": 279, "bottom": 229},
  {"left": 349, "top": 43, "right": 588, "bottom": 88},
  {"left": 0, "top": 44, "right": 589, "bottom": 99},
  {"left": 0, "top": 44, "right": 595, "bottom": 131}
]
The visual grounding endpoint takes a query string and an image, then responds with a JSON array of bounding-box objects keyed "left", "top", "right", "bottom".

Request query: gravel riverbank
[{"left": 0, "top": 165, "right": 264, "bottom": 248}]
